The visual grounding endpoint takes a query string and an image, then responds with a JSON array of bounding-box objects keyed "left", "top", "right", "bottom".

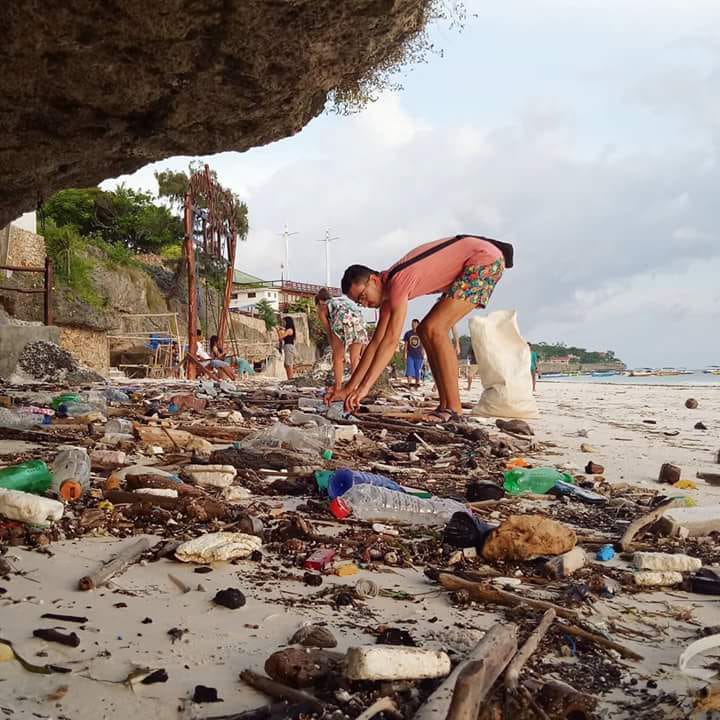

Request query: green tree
[
  {"left": 155, "top": 164, "right": 249, "bottom": 241},
  {"left": 255, "top": 299, "right": 277, "bottom": 331}
]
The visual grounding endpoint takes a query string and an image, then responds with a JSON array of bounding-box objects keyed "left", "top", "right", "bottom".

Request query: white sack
[{"left": 470, "top": 310, "right": 539, "bottom": 419}]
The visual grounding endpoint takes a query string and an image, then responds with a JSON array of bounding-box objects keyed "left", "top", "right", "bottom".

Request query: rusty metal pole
[
  {"left": 217, "top": 224, "right": 236, "bottom": 347},
  {"left": 184, "top": 191, "right": 198, "bottom": 379},
  {"left": 43, "top": 256, "right": 53, "bottom": 325}
]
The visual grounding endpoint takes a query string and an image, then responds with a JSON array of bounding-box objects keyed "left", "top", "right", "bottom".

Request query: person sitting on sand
[
  {"left": 314, "top": 287, "right": 368, "bottom": 393},
  {"left": 328, "top": 234, "right": 513, "bottom": 420},
  {"left": 197, "top": 330, "right": 236, "bottom": 380}
]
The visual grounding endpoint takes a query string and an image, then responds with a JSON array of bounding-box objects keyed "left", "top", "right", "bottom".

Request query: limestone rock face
[{"left": 0, "top": 0, "right": 431, "bottom": 227}]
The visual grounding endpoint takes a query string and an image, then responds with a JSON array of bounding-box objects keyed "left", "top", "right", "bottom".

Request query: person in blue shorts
[{"left": 403, "top": 318, "right": 425, "bottom": 388}]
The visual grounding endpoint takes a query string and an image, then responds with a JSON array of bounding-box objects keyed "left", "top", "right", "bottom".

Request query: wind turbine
[
  {"left": 277, "top": 224, "right": 299, "bottom": 281},
  {"left": 316, "top": 228, "right": 339, "bottom": 288}
]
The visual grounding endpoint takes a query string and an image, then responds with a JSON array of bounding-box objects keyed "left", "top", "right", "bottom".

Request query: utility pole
[
  {"left": 277, "top": 224, "right": 298, "bottom": 282},
  {"left": 316, "top": 228, "right": 339, "bottom": 288}
]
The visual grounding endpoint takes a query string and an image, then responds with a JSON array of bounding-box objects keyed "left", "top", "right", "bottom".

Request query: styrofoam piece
[
  {"left": 345, "top": 646, "right": 451, "bottom": 681},
  {"left": 0, "top": 488, "right": 64, "bottom": 525},
  {"left": 633, "top": 551, "right": 702, "bottom": 572},
  {"left": 184, "top": 464, "right": 237, "bottom": 488},
  {"left": 633, "top": 570, "right": 683, "bottom": 587},
  {"left": 175, "top": 532, "right": 261, "bottom": 563}
]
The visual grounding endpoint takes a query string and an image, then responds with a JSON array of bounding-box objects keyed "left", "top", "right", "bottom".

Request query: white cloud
[{"left": 99, "top": 5, "right": 720, "bottom": 367}]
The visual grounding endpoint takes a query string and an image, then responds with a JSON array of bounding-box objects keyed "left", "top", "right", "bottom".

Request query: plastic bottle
[
  {"left": 288, "top": 410, "right": 332, "bottom": 427},
  {"left": 0, "top": 408, "right": 50, "bottom": 429},
  {"left": 503, "top": 467, "right": 575, "bottom": 496},
  {"left": 51, "top": 393, "right": 81, "bottom": 411},
  {"left": 105, "top": 418, "right": 133, "bottom": 435},
  {"left": 0, "top": 460, "right": 53, "bottom": 494},
  {"left": 330, "top": 484, "right": 469, "bottom": 526},
  {"left": 298, "top": 397, "right": 325, "bottom": 412},
  {"left": 239, "top": 422, "right": 335, "bottom": 457},
  {"left": 18, "top": 405, "right": 55, "bottom": 417},
  {"left": 51, "top": 447, "right": 91, "bottom": 500},
  {"left": 56, "top": 391, "right": 107, "bottom": 418},
  {"left": 328, "top": 468, "right": 406, "bottom": 500},
  {"left": 104, "top": 388, "right": 130, "bottom": 404}
]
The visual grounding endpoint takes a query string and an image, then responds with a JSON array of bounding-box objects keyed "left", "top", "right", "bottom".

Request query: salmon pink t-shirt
[{"left": 382, "top": 236, "right": 503, "bottom": 309}]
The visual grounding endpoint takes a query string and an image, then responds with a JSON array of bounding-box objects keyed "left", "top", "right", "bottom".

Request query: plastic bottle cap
[
  {"left": 321, "top": 450, "right": 333, "bottom": 461},
  {"left": 329, "top": 497, "right": 351, "bottom": 520},
  {"left": 59, "top": 480, "right": 83, "bottom": 501}
]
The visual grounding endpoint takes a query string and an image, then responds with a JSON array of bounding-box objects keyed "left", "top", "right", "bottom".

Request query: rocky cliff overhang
[{"left": 0, "top": 0, "right": 432, "bottom": 227}]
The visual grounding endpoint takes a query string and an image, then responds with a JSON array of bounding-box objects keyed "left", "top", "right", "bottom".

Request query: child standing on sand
[{"left": 328, "top": 234, "right": 513, "bottom": 421}]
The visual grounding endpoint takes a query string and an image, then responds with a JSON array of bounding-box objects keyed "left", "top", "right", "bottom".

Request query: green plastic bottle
[
  {"left": 51, "top": 393, "right": 81, "bottom": 411},
  {"left": 0, "top": 460, "right": 54, "bottom": 494},
  {"left": 503, "top": 467, "right": 575, "bottom": 496}
]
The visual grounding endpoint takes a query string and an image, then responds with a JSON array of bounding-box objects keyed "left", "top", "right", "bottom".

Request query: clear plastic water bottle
[
  {"left": 51, "top": 446, "right": 91, "bottom": 500},
  {"left": 288, "top": 410, "right": 332, "bottom": 427},
  {"left": 105, "top": 418, "right": 133, "bottom": 435},
  {"left": 104, "top": 388, "right": 130, "bottom": 404},
  {"left": 0, "top": 408, "right": 50, "bottom": 429},
  {"left": 331, "top": 484, "right": 469, "bottom": 526},
  {"left": 239, "top": 422, "right": 335, "bottom": 457},
  {"left": 328, "top": 469, "right": 406, "bottom": 499}
]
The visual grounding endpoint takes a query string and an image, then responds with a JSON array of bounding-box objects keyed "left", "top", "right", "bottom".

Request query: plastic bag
[{"left": 469, "top": 310, "right": 539, "bottom": 419}]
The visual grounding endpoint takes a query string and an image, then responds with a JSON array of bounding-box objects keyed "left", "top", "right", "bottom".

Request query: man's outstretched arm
[{"left": 345, "top": 300, "right": 407, "bottom": 411}]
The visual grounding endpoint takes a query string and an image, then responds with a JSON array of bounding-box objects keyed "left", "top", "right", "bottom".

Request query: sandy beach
[{"left": 1, "top": 379, "right": 719, "bottom": 719}]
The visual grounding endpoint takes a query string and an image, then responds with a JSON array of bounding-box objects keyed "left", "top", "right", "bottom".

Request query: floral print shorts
[
  {"left": 328, "top": 297, "right": 368, "bottom": 348},
  {"left": 443, "top": 257, "right": 505, "bottom": 308}
]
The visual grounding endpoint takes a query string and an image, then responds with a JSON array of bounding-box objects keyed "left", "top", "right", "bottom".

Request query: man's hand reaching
[
  {"left": 325, "top": 385, "right": 350, "bottom": 406},
  {"left": 344, "top": 384, "right": 369, "bottom": 413}
]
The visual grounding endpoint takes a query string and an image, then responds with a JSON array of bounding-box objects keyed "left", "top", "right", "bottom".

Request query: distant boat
[
  {"left": 539, "top": 372, "right": 571, "bottom": 378},
  {"left": 591, "top": 370, "right": 619, "bottom": 377},
  {"left": 629, "top": 368, "right": 655, "bottom": 377},
  {"left": 656, "top": 368, "right": 685, "bottom": 376},
  {"left": 704, "top": 366, "right": 720, "bottom": 375}
]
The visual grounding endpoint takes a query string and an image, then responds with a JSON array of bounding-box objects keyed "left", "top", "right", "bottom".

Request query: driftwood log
[
  {"left": 78, "top": 537, "right": 155, "bottom": 591},
  {"left": 413, "top": 624, "right": 518, "bottom": 720}
]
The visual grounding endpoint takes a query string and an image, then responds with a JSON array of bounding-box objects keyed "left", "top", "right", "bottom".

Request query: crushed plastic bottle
[
  {"left": 298, "top": 397, "right": 326, "bottom": 412},
  {"left": 503, "top": 467, "right": 575, "bottom": 496},
  {"left": 0, "top": 460, "right": 53, "bottom": 494},
  {"left": 327, "top": 468, "right": 406, "bottom": 500},
  {"left": 0, "top": 407, "right": 50, "bottom": 429},
  {"left": 330, "top": 484, "right": 468, "bottom": 526},
  {"left": 56, "top": 391, "right": 107, "bottom": 419},
  {"left": 238, "top": 422, "right": 335, "bottom": 457},
  {"left": 104, "top": 388, "right": 130, "bottom": 404},
  {"left": 51, "top": 446, "right": 91, "bottom": 500},
  {"left": 288, "top": 410, "right": 332, "bottom": 427}
]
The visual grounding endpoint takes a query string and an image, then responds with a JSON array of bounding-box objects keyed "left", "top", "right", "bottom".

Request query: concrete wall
[{"left": 0, "top": 325, "right": 60, "bottom": 378}]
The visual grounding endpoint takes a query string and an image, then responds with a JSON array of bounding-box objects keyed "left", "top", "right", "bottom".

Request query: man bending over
[{"left": 328, "top": 234, "right": 512, "bottom": 420}]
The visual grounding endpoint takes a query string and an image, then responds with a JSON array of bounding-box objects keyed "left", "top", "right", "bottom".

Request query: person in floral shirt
[{"left": 328, "top": 235, "right": 511, "bottom": 421}]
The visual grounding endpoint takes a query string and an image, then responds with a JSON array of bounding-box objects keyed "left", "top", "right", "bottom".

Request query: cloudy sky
[{"left": 103, "top": 0, "right": 720, "bottom": 369}]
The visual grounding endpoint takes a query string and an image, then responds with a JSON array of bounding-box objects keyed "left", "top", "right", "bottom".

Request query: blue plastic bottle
[{"left": 328, "top": 469, "right": 406, "bottom": 499}]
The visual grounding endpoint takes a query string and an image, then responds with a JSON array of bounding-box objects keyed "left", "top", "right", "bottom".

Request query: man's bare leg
[
  {"left": 418, "top": 297, "right": 475, "bottom": 415},
  {"left": 422, "top": 343, "right": 446, "bottom": 410}
]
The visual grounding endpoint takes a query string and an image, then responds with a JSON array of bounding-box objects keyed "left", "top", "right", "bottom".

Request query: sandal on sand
[{"left": 424, "top": 409, "right": 452, "bottom": 423}]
